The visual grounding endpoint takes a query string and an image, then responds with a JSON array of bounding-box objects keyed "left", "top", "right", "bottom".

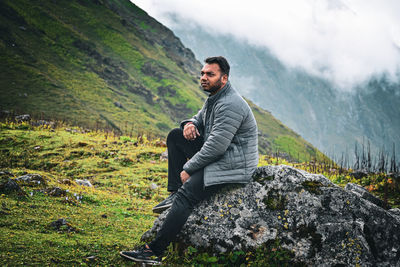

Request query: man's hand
[
  {"left": 180, "top": 170, "right": 190, "bottom": 184},
  {"left": 183, "top": 122, "right": 200, "bottom": 141}
]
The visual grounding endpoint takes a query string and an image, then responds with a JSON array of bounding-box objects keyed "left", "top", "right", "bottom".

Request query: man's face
[{"left": 200, "top": 63, "right": 227, "bottom": 94}]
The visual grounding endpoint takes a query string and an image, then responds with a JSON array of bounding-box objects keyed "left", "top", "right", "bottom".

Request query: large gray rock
[
  {"left": 142, "top": 165, "right": 400, "bottom": 266},
  {"left": 74, "top": 179, "right": 93, "bottom": 187},
  {"left": 345, "top": 182, "right": 386, "bottom": 208},
  {"left": 31, "top": 120, "right": 56, "bottom": 128},
  {"left": 15, "top": 114, "right": 31, "bottom": 122},
  {"left": 49, "top": 218, "right": 77, "bottom": 232},
  {"left": 390, "top": 208, "right": 400, "bottom": 223},
  {"left": 0, "top": 171, "right": 26, "bottom": 197},
  {"left": 15, "top": 174, "right": 46, "bottom": 186}
]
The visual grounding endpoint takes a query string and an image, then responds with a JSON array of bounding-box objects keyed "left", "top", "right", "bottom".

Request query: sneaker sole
[
  {"left": 119, "top": 251, "right": 161, "bottom": 265},
  {"left": 152, "top": 203, "right": 172, "bottom": 214}
]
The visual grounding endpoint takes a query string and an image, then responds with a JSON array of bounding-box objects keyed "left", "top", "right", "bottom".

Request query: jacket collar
[{"left": 208, "top": 81, "right": 231, "bottom": 104}]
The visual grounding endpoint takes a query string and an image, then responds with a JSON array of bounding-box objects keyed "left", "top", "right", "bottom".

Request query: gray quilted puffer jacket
[{"left": 181, "top": 82, "right": 258, "bottom": 187}]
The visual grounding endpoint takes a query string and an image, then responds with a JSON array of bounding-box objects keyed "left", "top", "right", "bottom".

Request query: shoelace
[{"left": 138, "top": 244, "right": 153, "bottom": 254}]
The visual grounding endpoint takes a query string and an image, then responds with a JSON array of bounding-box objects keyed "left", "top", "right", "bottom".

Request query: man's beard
[{"left": 202, "top": 77, "right": 222, "bottom": 94}]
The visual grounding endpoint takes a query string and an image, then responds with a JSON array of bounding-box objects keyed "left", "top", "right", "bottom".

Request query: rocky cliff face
[
  {"left": 142, "top": 165, "right": 400, "bottom": 266},
  {"left": 104, "top": 1, "right": 202, "bottom": 77}
]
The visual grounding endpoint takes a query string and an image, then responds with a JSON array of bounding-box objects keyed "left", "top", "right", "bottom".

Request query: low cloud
[{"left": 133, "top": 0, "right": 400, "bottom": 91}]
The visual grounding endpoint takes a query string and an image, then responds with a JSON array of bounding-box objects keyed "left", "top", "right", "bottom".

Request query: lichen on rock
[{"left": 142, "top": 165, "right": 400, "bottom": 266}]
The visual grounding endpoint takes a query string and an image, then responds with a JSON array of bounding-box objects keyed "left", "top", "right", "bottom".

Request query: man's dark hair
[{"left": 205, "top": 56, "right": 230, "bottom": 76}]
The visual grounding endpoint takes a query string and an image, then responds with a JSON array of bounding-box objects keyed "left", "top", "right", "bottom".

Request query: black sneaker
[
  {"left": 152, "top": 192, "right": 176, "bottom": 214},
  {"left": 120, "top": 244, "right": 161, "bottom": 265}
]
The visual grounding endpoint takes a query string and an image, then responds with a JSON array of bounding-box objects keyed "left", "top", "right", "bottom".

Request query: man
[{"left": 120, "top": 56, "right": 258, "bottom": 265}]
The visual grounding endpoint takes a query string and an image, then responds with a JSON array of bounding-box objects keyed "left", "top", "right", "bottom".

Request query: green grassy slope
[
  {"left": 0, "top": 0, "right": 325, "bottom": 162},
  {"left": 0, "top": 123, "right": 167, "bottom": 265},
  {"left": 0, "top": 123, "right": 396, "bottom": 265},
  {"left": 0, "top": 0, "right": 204, "bottom": 134}
]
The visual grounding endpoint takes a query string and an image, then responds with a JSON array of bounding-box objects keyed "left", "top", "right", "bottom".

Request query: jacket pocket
[
  {"left": 215, "top": 144, "right": 245, "bottom": 171},
  {"left": 230, "top": 144, "right": 245, "bottom": 170},
  {"left": 216, "top": 147, "right": 234, "bottom": 171}
]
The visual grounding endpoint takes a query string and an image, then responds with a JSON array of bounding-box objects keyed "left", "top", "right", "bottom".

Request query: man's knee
[
  {"left": 175, "top": 170, "right": 205, "bottom": 206},
  {"left": 167, "top": 128, "right": 183, "bottom": 145},
  {"left": 173, "top": 190, "right": 195, "bottom": 211}
]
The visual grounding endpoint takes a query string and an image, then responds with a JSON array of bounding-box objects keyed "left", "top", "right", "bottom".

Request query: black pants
[{"left": 149, "top": 128, "right": 226, "bottom": 256}]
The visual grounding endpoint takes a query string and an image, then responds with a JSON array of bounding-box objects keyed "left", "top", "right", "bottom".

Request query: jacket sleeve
[
  {"left": 180, "top": 103, "right": 205, "bottom": 132},
  {"left": 183, "top": 102, "right": 245, "bottom": 174}
]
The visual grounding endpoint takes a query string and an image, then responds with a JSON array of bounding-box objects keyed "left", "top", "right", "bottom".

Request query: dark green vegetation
[
  {"left": 0, "top": 0, "right": 326, "bottom": 162},
  {"left": 0, "top": 0, "right": 203, "bottom": 135},
  {"left": 163, "top": 239, "right": 297, "bottom": 266},
  {"left": 301, "top": 181, "right": 324, "bottom": 195},
  {"left": 0, "top": 122, "right": 398, "bottom": 265},
  {"left": 263, "top": 190, "right": 287, "bottom": 210}
]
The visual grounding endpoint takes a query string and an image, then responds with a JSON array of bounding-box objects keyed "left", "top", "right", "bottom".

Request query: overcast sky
[{"left": 133, "top": 0, "right": 400, "bottom": 90}]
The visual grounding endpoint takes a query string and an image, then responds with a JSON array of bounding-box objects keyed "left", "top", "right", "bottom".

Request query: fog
[{"left": 133, "top": 0, "right": 400, "bottom": 91}]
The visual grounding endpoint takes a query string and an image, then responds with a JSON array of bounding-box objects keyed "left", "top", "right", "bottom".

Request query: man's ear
[{"left": 222, "top": 74, "right": 228, "bottom": 83}]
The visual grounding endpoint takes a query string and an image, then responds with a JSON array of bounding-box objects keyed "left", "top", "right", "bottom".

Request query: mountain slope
[
  {"left": 0, "top": 0, "right": 203, "bottom": 134},
  {"left": 247, "top": 99, "right": 323, "bottom": 161},
  {"left": 0, "top": 0, "right": 325, "bottom": 162}
]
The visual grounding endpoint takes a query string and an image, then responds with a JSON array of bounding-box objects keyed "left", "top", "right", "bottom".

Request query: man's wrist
[
  {"left": 184, "top": 122, "right": 194, "bottom": 129},
  {"left": 183, "top": 167, "right": 192, "bottom": 176}
]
